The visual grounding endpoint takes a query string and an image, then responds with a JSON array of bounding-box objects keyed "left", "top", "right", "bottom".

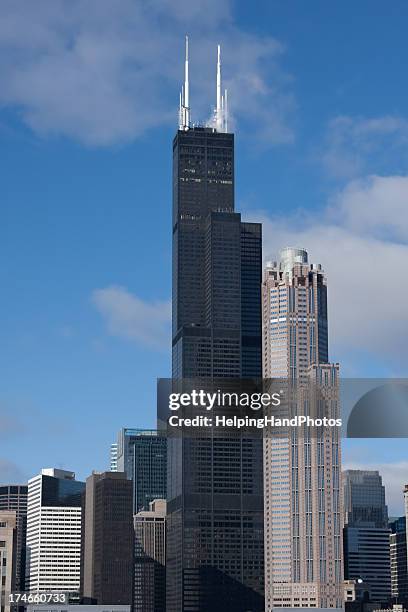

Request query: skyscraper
[
  {"left": 110, "top": 443, "right": 118, "bottom": 472},
  {"left": 343, "top": 470, "right": 391, "bottom": 602},
  {"left": 167, "top": 39, "right": 264, "bottom": 611},
  {"left": 0, "top": 485, "right": 28, "bottom": 592},
  {"left": 25, "top": 469, "right": 84, "bottom": 594},
  {"left": 115, "top": 428, "right": 167, "bottom": 513},
  {"left": 0, "top": 511, "right": 17, "bottom": 612},
  {"left": 262, "top": 249, "right": 343, "bottom": 610},
  {"left": 134, "top": 499, "right": 166, "bottom": 612},
  {"left": 389, "top": 516, "right": 408, "bottom": 603},
  {"left": 81, "top": 471, "right": 133, "bottom": 605}
]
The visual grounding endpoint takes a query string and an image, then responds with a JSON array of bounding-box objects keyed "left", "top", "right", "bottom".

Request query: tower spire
[
  {"left": 179, "top": 36, "right": 190, "bottom": 131},
  {"left": 216, "top": 44, "right": 222, "bottom": 131}
]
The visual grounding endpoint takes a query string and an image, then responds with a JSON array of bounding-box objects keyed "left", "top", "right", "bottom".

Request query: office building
[
  {"left": 343, "top": 470, "right": 391, "bottom": 602},
  {"left": 344, "top": 470, "right": 388, "bottom": 528},
  {"left": 115, "top": 428, "right": 167, "bottom": 512},
  {"left": 0, "top": 511, "right": 17, "bottom": 612},
  {"left": 27, "top": 607, "right": 130, "bottom": 612},
  {"left": 82, "top": 471, "right": 133, "bottom": 605},
  {"left": 262, "top": 249, "right": 343, "bottom": 609},
  {"left": 0, "top": 485, "right": 28, "bottom": 591},
  {"left": 25, "top": 469, "right": 84, "bottom": 594},
  {"left": 134, "top": 499, "right": 166, "bottom": 612},
  {"left": 390, "top": 516, "right": 408, "bottom": 603},
  {"left": 167, "top": 39, "right": 264, "bottom": 611}
]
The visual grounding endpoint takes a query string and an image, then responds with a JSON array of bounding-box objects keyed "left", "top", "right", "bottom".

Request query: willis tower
[{"left": 167, "top": 38, "right": 264, "bottom": 611}]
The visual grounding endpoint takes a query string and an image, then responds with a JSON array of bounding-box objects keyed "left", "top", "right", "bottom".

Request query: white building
[{"left": 26, "top": 469, "right": 84, "bottom": 593}]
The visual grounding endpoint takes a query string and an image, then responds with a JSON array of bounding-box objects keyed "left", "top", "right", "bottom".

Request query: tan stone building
[
  {"left": 262, "top": 248, "right": 343, "bottom": 610},
  {"left": 0, "top": 510, "right": 17, "bottom": 612}
]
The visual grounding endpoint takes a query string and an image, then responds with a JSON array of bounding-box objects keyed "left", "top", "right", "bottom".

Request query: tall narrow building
[
  {"left": 25, "top": 469, "right": 84, "bottom": 594},
  {"left": 134, "top": 499, "right": 167, "bottom": 612},
  {"left": 82, "top": 471, "right": 133, "bottom": 605},
  {"left": 167, "top": 39, "right": 264, "bottom": 611},
  {"left": 0, "top": 485, "right": 28, "bottom": 591},
  {"left": 262, "top": 249, "right": 343, "bottom": 610},
  {"left": 343, "top": 470, "right": 391, "bottom": 603}
]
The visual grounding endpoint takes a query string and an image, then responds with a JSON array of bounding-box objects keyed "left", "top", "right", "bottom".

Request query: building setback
[
  {"left": 167, "top": 40, "right": 264, "bottom": 611},
  {"left": 262, "top": 249, "right": 343, "bottom": 610},
  {"left": 0, "top": 485, "right": 28, "bottom": 592},
  {"left": 343, "top": 470, "right": 391, "bottom": 603},
  {"left": 0, "top": 511, "right": 17, "bottom": 612},
  {"left": 81, "top": 471, "right": 133, "bottom": 605},
  {"left": 134, "top": 499, "right": 166, "bottom": 612},
  {"left": 25, "top": 469, "right": 84, "bottom": 594}
]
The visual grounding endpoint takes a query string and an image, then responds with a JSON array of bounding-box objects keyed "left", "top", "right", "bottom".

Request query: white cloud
[
  {"left": 256, "top": 174, "right": 408, "bottom": 372},
  {"left": 343, "top": 460, "right": 408, "bottom": 516},
  {"left": 92, "top": 285, "right": 171, "bottom": 351},
  {"left": 322, "top": 115, "right": 408, "bottom": 179},
  {"left": 0, "top": 0, "right": 294, "bottom": 146}
]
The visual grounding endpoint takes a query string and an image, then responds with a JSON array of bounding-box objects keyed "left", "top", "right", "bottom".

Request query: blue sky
[{"left": 1, "top": 0, "right": 408, "bottom": 514}]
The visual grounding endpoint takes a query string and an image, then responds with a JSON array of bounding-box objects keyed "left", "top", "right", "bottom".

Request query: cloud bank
[{"left": 256, "top": 173, "right": 408, "bottom": 373}]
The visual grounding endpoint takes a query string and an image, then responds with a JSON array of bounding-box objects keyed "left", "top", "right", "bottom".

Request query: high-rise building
[
  {"left": 262, "top": 249, "right": 343, "bottom": 610},
  {"left": 25, "top": 469, "right": 84, "bottom": 594},
  {"left": 167, "top": 39, "right": 264, "bottom": 611},
  {"left": 0, "top": 485, "right": 28, "bottom": 591},
  {"left": 390, "top": 516, "right": 408, "bottom": 603},
  {"left": 82, "top": 471, "right": 133, "bottom": 605},
  {"left": 344, "top": 470, "right": 388, "bottom": 528},
  {"left": 0, "top": 511, "right": 17, "bottom": 612},
  {"left": 134, "top": 499, "right": 166, "bottom": 612},
  {"left": 343, "top": 470, "right": 391, "bottom": 602},
  {"left": 115, "top": 428, "right": 167, "bottom": 513}
]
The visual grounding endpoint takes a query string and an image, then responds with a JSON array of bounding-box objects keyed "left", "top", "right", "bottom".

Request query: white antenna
[
  {"left": 184, "top": 36, "right": 190, "bottom": 127},
  {"left": 179, "top": 36, "right": 190, "bottom": 131},
  {"left": 216, "top": 44, "right": 222, "bottom": 132},
  {"left": 224, "top": 88, "right": 228, "bottom": 133}
]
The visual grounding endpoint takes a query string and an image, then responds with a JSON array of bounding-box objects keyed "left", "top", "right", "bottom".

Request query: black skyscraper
[{"left": 167, "top": 40, "right": 263, "bottom": 612}]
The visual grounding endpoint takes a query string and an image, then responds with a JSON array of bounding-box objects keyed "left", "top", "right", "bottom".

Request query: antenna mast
[{"left": 179, "top": 36, "right": 190, "bottom": 131}]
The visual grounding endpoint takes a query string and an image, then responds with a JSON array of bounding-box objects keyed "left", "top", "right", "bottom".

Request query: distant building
[
  {"left": 389, "top": 516, "right": 408, "bottom": 603},
  {"left": 82, "top": 471, "right": 133, "bottom": 605},
  {"left": 343, "top": 470, "right": 391, "bottom": 603},
  {"left": 115, "top": 428, "right": 167, "bottom": 512},
  {"left": 134, "top": 499, "right": 166, "bottom": 612},
  {"left": 0, "top": 511, "right": 17, "bottom": 612},
  {"left": 26, "top": 469, "right": 84, "bottom": 594},
  {"left": 0, "top": 484, "right": 28, "bottom": 591}
]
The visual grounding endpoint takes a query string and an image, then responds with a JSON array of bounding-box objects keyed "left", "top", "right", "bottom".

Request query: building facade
[
  {"left": 390, "top": 516, "right": 408, "bottom": 603},
  {"left": 343, "top": 470, "right": 391, "bottom": 603},
  {"left": 115, "top": 428, "right": 167, "bottom": 513},
  {"left": 0, "top": 511, "right": 17, "bottom": 612},
  {"left": 134, "top": 499, "right": 166, "bottom": 612},
  {"left": 167, "top": 43, "right": 264, "bottom": 612},
  {"left": 0, "top": 485, "right": 28, "bottom": 592},
  {"left": 82, "top": 471, "right": 133, "bottom": 605},
  {"left": 262, "top": 249, "right": 343, "bottom": 610},
  {"left": 25, "top": 469, "right": 84, "bottom": 594}
]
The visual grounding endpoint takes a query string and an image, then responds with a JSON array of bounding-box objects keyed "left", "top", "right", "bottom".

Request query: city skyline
[{"left": 2, "top": 1, "right": 408, "bottom": 513}]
